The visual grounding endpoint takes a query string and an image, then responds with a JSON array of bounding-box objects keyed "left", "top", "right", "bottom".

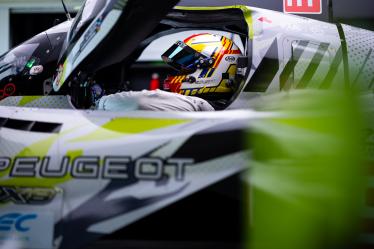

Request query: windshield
[
  {"left": 68, "top": 0, "right": 107, "bottom": 43},
  {"left": 0, "top": 43, "right": 39, "bottom": 80}
]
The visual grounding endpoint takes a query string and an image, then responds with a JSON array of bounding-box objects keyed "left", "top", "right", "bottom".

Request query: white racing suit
[{"left": 97, "top": 89, "right": 215, "bottom": 111}]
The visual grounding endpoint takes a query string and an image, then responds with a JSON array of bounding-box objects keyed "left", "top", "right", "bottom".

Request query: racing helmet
[{"left": 162, "top": 33, "right": 242, "bottom": 100}]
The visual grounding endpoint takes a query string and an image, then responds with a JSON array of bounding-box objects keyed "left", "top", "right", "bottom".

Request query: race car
[
  {"left": 0, "top": 20, "right": 72, "bottom": 100},
  {"left": 0, "top": 0, "right": 373, "bottom": 249}
]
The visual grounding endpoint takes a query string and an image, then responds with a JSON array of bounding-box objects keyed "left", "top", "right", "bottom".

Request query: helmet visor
[{"left": 161, "top": 41, "right": 205, "bottom": 73}]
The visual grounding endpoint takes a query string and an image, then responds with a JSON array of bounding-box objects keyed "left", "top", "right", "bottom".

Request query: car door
[{"left": 54, "top": 0, "right": 180, "bottom": 92}]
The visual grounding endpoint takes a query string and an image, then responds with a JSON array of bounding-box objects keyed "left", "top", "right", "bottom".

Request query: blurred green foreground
[{"left": 245, "top": 90, "right": 370, "bottom": 249}]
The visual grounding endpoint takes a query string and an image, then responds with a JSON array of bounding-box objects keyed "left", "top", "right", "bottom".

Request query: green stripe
[{"left": 19, "top": 96, "right": 42, "bottom": 106}]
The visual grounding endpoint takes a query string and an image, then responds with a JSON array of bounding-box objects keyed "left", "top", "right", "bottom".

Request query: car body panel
[{"left": 0, "top": 105, "right": 259, "bottom": 248}]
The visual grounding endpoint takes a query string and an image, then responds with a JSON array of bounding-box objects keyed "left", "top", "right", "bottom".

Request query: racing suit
[{"left": 97, "top": 89, "right": 215, "bottom": 111}]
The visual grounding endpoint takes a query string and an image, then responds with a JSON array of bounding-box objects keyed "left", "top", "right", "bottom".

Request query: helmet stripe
[
  {"left": 212, "top": 37, "right": 230, "bottom": 68},
  {"left": 227, "top": 41, "right": 233, "bottom": 51},
  {"left": 207, "top": 68, "right": 215, "bottom": 78},
  {"left": 199, "top": 68, "right": 210, "bottom": 78},
  {"left": 183, "top": 33, "right": 209, "bottom": 43},
  {"left": 230, "top": 50, "right": 242, "bottom": 54},
  {"left": 210, "top": 47, "right": 218, "bottom": 57}
]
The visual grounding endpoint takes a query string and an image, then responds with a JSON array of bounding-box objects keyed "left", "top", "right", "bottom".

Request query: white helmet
[{"left": 162, "top": 33, "right": 242, "bottom": 100}]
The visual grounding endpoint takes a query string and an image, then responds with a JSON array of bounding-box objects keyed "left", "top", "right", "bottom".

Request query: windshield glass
[
  {"left": 69, "top": 0, "right": 106, "bottom": 42},
  {"left": 0, "top": 43, "right": 39, "bottom": 80}
]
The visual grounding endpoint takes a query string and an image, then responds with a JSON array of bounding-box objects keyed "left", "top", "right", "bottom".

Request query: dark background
[
  {"left": 10, "top": 13, "right": 67, "bottom": 47},
  {"left": 9, "top": 0, "right": 374, "bottom": 47}
]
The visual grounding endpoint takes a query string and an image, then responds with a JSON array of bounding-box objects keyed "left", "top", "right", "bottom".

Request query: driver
[{"left": 96, "top": 33, "right": 243, "bottom": 111}]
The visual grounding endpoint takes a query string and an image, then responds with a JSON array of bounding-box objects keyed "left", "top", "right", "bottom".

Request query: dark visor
[{"left": 162, "top": 41, "right": 206, "bottom": 73}]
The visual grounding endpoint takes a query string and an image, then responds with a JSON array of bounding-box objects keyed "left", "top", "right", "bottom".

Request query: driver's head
[{"left": 162, "top": 33, "right": 242, "bottom": 100}]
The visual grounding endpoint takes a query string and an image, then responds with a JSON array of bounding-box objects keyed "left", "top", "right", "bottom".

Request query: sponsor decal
[
  {"left": 225, "top": 56, "right": 237, "bottom": 62},
  {"left": 0, "top": 213, "right": 37, "bottom": 232},
  {"left": 0, "top": 211, "right": 53, "bottom": 249},
  {"left": 0, "top": 186, "right": 57, "bottom": 205},
  {"left": 0, "top": 156, "right": 194, "bottom": 181},
  {"left": 0, "top": 83, "right": 16, "bottom": 100},
  {"left": 73, "top": 14, "right": 105, "bottom": 63},
  {"left": 284, "top": 0, "right": 322, "bottom": 14}
]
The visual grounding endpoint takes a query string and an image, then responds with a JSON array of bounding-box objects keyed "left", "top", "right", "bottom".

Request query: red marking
[
  {"left": 149, "top": 73, "right": 160, "bottom": 90},
  {"left": 0, "top": 83, "right": 16, "bottom": 100},
  {"left": 258, "top": 17, "right": 272, "bottom": 23},
  {"left": 284, "top": 0, "right": 322, "bottom": 14},
  {"left": 229, "top": 50, "right": 242, "bottom": 55},
  {"left": 183, "top": 33, "right": 209, "bottom": 43},
  {"left": 164, "top": 76, "right": 182, "bottom": 93},
  {"left": 212, "top": 38, "right": 228, "bottom": 68}
]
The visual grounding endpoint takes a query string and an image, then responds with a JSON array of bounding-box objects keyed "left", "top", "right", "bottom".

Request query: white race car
[{"left": 0, "top": 0, "right": 373, "bottom": 249}]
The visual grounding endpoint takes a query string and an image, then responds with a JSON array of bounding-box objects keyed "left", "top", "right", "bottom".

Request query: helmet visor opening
[{"left": 161, "top": 41, "right": 205, "bottom": 74}]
